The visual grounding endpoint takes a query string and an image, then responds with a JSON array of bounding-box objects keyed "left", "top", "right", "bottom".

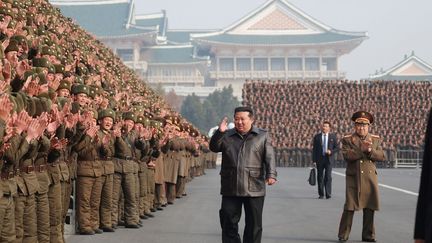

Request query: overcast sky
[{"left": 134, "top": 0, "right": 432, "bottom": 80}]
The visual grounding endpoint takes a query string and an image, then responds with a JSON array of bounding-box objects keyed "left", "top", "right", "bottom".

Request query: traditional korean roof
[
  {"left": 134, "top": 11, "right": 167, "bottom": 36},
  {"left": 191, "top": 0, "right": 367, "bottom": 47},
  {"left": 51, "top": 0, "right": 158, "bottom": 38},
  {"left": 141, "top": 45, "right": 209, "bottom": 65},
  {"left": 165, "top": 30, "right": 215, "bottom": 44},
  {"left": 369, "top": 52, "right": 432, "bottom": 81}
]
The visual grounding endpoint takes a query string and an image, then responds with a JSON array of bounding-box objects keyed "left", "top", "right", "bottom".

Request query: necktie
[{"left": 323, "top": 134, "right": 327, "bottom": 156}]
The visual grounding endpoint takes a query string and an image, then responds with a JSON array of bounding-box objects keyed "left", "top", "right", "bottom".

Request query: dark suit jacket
[
  {"left": 312, "top": 132, "right": 338, "bottom": 164},
  {"left": 414, "top": 109, "right": 432, "bottom": 242}
]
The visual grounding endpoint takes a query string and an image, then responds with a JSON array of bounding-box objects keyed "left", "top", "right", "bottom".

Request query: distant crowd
[{"left": 243, "top": 79, "right": 432, "bottom": 166}]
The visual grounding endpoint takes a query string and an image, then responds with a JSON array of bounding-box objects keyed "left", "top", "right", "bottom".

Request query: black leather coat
[{"left": 210, "top": 127, "right": 277, "bottom": 197}]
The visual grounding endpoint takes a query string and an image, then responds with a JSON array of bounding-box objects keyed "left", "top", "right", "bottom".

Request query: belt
[
  {"left": 34, "top": 164, "right": 47, "bottom": 172},
  {"left": 116, "top": 156, "right": 133, "bottom": 160},
  {"left": 0, "top": 171, "right": 15, "bottom": 180},
  {"left": 101, "top": 157, "right": 113, "bottom": 161},
  {"left": 17, "top": 165, "right": 35, "bottom": 174}
]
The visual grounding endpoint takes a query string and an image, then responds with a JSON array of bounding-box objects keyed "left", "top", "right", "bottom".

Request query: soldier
[
  {"left": 338, "top": 111, "right": 386, "bottom": 242},
  {"left": 97, "top": 109, "right": 116, "bottom": 232},
  {"left": 112, "top": 112, "right": 140, "bottom": 228},
  {"left": 73, "top": 110, "right": 103, "bottom": 235}
]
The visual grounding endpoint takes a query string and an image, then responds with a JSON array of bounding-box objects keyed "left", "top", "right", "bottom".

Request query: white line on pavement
[{"left": 332, "top": 171, "right": 418, "bottom": 196}]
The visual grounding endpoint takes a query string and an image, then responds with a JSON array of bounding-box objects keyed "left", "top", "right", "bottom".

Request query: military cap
[
  {"left": 351, "top": 111, "right": 374, "bottom": 124},
  {"left": 41, "top": 45, "right": 55, "bottom": 56},
  {"left": 0, "top": 8, "right": 15, "bottom": 18},
  {"left": 88, "top": 86, "right": 96, "bottom": 99},
  {"left": 48, "top": 65, "right": 56, "bottom": 74},
  {"left": 7, "top": 19, "right": 16, "bottom": 29},
  {"left": 71, "top": 84, "right": 89, "bottom": 96},
  {"left": 136, "top": 116, "right": 147, "bottom": 126},
  {"left": 11, "top": 35, "right": 27, "bottom": 45},
  {"left": 54, "top": 64, "right": 65, "bottom": 74},
  {"left": 122, "top": 111, "right": 136, "bottom": 123},
  {"left": 57, "top": 80, "right": 71, "bottom": 91},
  {"left": 37, "top": 73, "right": 47, "bottom": 85},
  {"left": 98, "top": 108, "right": 116, "bottom": 121},
  {"left": 234, "top": 106, "right": 254, "bottom": 115},
  {"left": 32, "top": 57, "right": 51, "bottom": 68},
  {"left": 4, "top": 41, "right": 19, "bottom": 53}
]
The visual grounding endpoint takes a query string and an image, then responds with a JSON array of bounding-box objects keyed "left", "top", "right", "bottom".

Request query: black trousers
[
  {"left": 220, "top": 196, "right": 264, "bottom": 243},
  {"left": 317, "top": 157, "right": 332, "bottom": 198}
]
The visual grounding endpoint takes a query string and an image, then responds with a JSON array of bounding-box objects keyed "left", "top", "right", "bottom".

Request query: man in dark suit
[{"left": 312, "top": 121, "right": 338, "bottom": 199}]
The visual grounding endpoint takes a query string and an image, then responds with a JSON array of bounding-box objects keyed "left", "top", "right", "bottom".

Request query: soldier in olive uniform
[
  {"left": 73, "top": 110, "right": 103, "bottom": 235},
  {"left": 97, "top": 109, "right": 116, "bottom": 232},
  {"left": 112, "top": 112, "right": 140, "bottom": 228},
  {"left": 338, "top": 111, "right": 386, "bottom": 242}
]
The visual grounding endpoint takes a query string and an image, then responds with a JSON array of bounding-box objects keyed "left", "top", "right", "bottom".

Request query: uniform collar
[{"left": 226, "top": 126, "right": 260, "bottom": 137}]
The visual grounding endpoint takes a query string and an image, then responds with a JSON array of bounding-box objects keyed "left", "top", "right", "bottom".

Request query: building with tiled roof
[
  {"left": 369, "top": 51, "right": 432, "bottom": 81},
  {"left": 51, "top": 0, "right": 368, "bottom": 98}
]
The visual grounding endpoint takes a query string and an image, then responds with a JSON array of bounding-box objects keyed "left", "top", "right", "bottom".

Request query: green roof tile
[
  {"left": 55, "top": 2, "right": 154, "bottom": 37},
  {"left": 193, "top": 32, "right": 366, "bottom": 45}
]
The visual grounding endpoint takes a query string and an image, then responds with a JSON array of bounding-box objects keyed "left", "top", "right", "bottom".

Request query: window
[
  {"left": 237, "top": 58, "right": 251, "bottom": 71},
  {"left": 254, "top": 58, "right": 268, "bottom": 71},
  {"left": 322, "top": 57, "right": 337, "bottom": 71},
  {"left": 271, "top": 58, "right": 285, "bottom": 71},
  {"left": 117, "top": 49, "right": 134, "bottom": 61},
  {"left": 305, "top": 58, "right": 319, "bottom": 71},
  {"left": 288, "top": 58, "right": 302, "bottom": 71},
  {"left": 220, "top": 58, "right": 234, "bottom": 71}
]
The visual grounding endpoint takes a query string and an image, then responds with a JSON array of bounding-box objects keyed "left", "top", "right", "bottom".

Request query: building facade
[
  {"left": 52, "top": 0, "right": 367, "bottom": 98},
  {"left": 369, "top": 51, "right": 432, "bottom": 81}
]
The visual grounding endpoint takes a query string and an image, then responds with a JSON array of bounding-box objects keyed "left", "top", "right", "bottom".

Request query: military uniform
[
  {"left": 97, "top": 109, "right": 116, "bottom": 232},
  {"left": 338, "top": 111, "right": 386, "bottom": 242},
  {"left": 15, "top": 134, "right": 39, "bottom": 243},
  {"left": 112, "top": 112, "right": 139, "bottom": 228}
]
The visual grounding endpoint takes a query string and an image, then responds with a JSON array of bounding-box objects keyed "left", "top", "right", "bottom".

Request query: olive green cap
[
  {"left": 5, "top": 40, "right": 19, "bottom": 53},
  {"left": 98, "top": 108, "right": 116, "bottom": 121},
  {"left": 57, "top": 80, "right": 71, "bottom": 91},
  {"left": 54, "top": 64, "right": 65, "bottom": 74},
  {"left": 71, "top": 84, "right": 89, "bottom": 96},
  {"left": 32, "top": 57, "right": 51, "bottom": 68},
  {"left": 122, "top": 111, "right": 136, "bottom": 123}
]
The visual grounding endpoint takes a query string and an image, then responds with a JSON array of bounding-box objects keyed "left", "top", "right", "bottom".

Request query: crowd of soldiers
[
  {"left": 0, "top": 0, "right": 217, "bottom": 242},
  {"left": 243, "top": 79, "right": 432, "bottom": 166}
]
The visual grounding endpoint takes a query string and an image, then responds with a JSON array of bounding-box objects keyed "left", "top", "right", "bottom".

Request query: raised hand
[
  {"left": 15, "top": 110, "right": 32, "bottom": 135},
  {"left": 218, "top": 117, "right": 228, "bottom": 132},
  {"left": 0, "top": 95, "right": 12, "bottom": 122}
]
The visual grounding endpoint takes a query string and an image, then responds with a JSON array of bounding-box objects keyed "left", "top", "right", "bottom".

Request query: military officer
[{"left": 338, "top": 111, "right": 386, "bottom": 242}]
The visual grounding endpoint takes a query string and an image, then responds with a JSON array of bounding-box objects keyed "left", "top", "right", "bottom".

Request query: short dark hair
[
  {"left": 234, "top": 106, "right": 254, "bottom": 118},
  {"left": 323, "top": 121, "right": 331, "bottom": 127}
]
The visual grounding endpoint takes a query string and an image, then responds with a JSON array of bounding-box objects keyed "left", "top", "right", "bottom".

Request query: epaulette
[{"left": 370, "top": 134, "right": 380, "bottom": 139}]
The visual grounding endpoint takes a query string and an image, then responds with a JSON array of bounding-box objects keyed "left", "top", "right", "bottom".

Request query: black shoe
[
  {"left": 79, "top": 230, "right": 95, "bottom": 235},
  {"left": 362, "top": 239, "right": 376, "bottom": 242},
  {"left": 137, "top": 221, "right": 143, "bottom": 227},
  {"left": 167, "top": 201, "right": 174, "bottom": 205},
  {"left": 150, "top": 208, "right": 156, "bottom": 212},
  {"left": 101, "top": 227, "right": 115, "bottom": 232},
  {"left": 161, "top": 204, "right": 167, "bottom": 207},
  {"left": 318, "top": 196, "right": 324, "bottom": 199},
  {"left": 144, "top": 213, "right": 154, "bottom": 218},
  {"left": 338, "top": 238, "right": 347, "bottom": 242},
  {"left": 326, "top": 196, "right": 331, "bottom": 199},
  {"left": 118, "top": 220, "right": 125, "bottom": 226},
  {"left": 125, "top": 224, "right": 139, "bottom": 229},
  {"left": 112, "top": 224, "right": 117, "bottom": 229},
  {"left": 176, "top": 196, "right": 182, "bottom": 199},
  {"left": 94, "top": 228, "right": 103, "bottom": 234},
  {"left": 140, "top": 215, "right": 148, "bottom": 219},
  {"left": 182, "top": 193, "right": 187, "bottom": 196}
]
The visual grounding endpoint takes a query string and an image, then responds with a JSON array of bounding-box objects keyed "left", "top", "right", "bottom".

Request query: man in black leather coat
[{"left": 210, "top": 106, "right": 277, "bottom": 243}]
